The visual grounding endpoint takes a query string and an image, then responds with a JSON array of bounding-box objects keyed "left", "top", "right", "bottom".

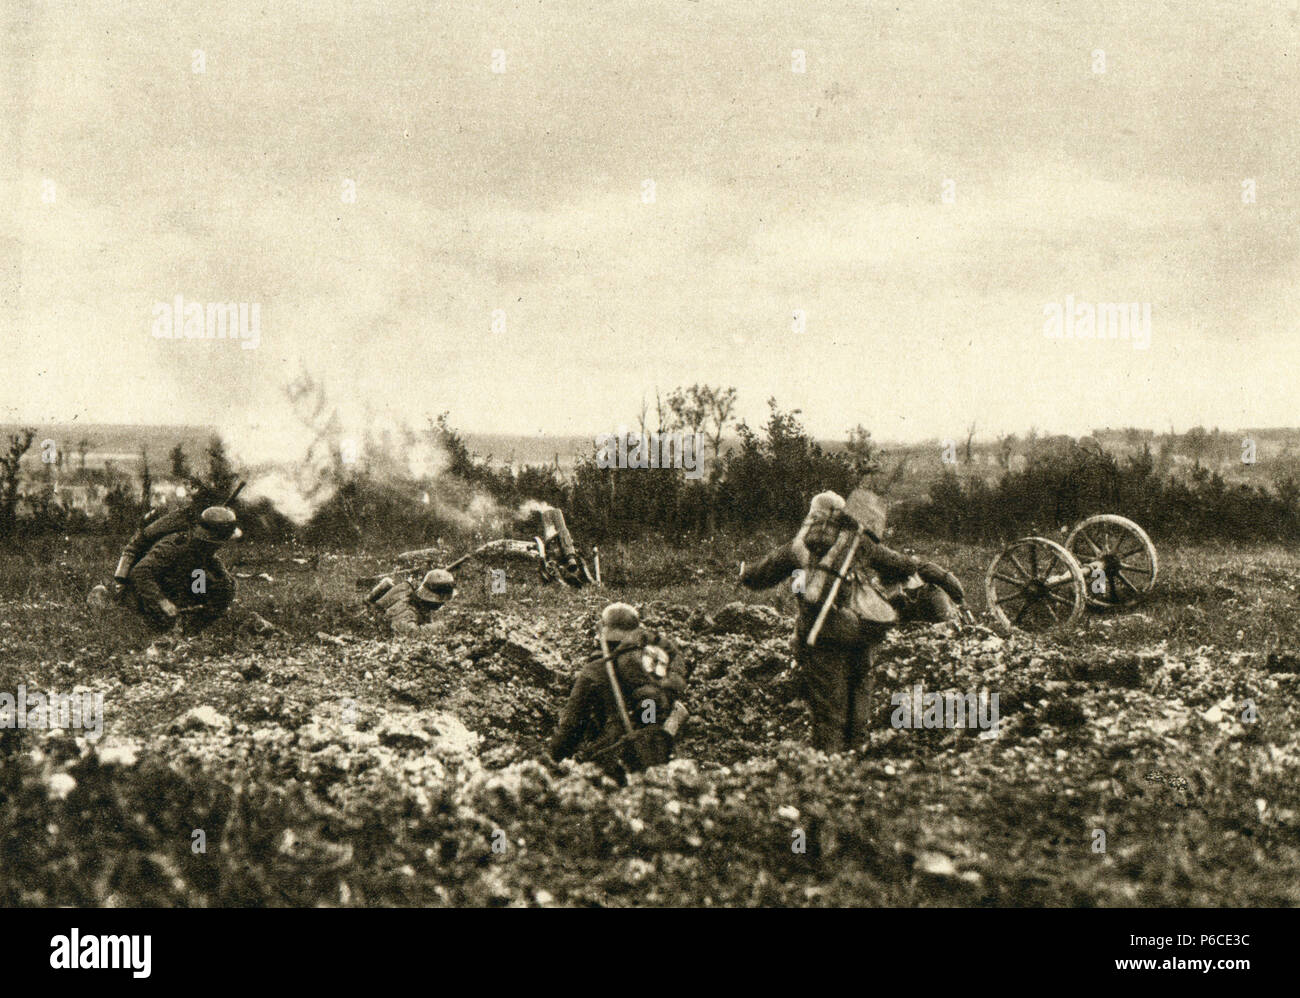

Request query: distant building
[
  {"left": 56, "top": 484, "right": 104, "bottom": 514},
  {"left": 13, "top": 473, "right": 189, "bottom": 521},
  {"left": 150, "top": 481, "right": 190, "bottom": 509},
  {"left": 14, "top": 481, "right": 108, "bottom": 518}
]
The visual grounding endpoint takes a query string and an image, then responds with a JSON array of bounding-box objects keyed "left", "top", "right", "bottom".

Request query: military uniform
[
  {"left": 741, "top": 490, "right": 964, "bottom": 752},
  {"left": 366, "top": 569, "right": 455, "bottom": 635},
  {"left": 549, "top": 606, "right": 687, "bottom": 773},
  {"left": 127, "top": 511, "right": 238, "bottom": 633}
]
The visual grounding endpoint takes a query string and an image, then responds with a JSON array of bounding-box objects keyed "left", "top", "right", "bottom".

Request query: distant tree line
[
  {"left": 0, "top": 429, "right": 291, "bottom": 546},
  {"left": 7, "top": 394, "right": 1300, "bottom": 550},
  {"left": 895, "top": 437, "right": 1300, "bottom": 544}
]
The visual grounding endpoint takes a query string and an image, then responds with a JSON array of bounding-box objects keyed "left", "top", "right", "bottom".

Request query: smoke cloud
[{"left": 223, "top": 374, "right": 509, "bottom": 532}]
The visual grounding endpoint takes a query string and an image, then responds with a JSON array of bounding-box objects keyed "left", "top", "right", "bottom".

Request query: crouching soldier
[
  {"left": 127, "top": 506, "right": 239, "bottom": 633},
  {"left": 549, "top": 602, "right": 688, "bottom": 776},
  {"left": 365, "top": 569, "right": 456, "bottom": 635},
  {"left": 740, "top": 489, "right": 965, "bottom": 753}
]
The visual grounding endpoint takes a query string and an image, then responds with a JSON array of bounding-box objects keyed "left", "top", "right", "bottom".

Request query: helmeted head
[
  {"left": 600, "top": 602, "right": 641, "bottom": 646},
  {"left": 193, "top": 506, "right": 240, "bottom": 545},
  {"left": 807, "top": 491, "right": 845, "bottom": 519},
  {"left": 793, "top": 490, "right": 846, "bottom": 560},
  {"left": 415, "top": 568, "right": 456, "bottom": 606}
]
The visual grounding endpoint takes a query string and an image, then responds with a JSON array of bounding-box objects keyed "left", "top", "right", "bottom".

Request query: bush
[{"left": 894, "top": 441, "right": 1300, "bottom": 543}]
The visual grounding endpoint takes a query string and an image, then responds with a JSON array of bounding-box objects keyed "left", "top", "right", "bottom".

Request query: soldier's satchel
[
  {"left": 801, "top": 524, "right": 898, "bottom": 630},
  {"left": 848, "top": 574, "right": 898, "bottom": 625},
  {"left": 371, "top": 579, "right": 414, "bottom": 610}
]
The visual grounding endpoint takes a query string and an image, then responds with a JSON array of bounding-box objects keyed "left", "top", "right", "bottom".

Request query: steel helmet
[
  {"left": 194, "top": 506, "right": 241, "bottom": 543},
  {"left": 793, "top": 490, "right": 846, "bottom": 560},
  {"left": 600, "top": 602, "right": 641, "bottom": 646},
  {"left": 415, "top": 568, "right": 456, "bottom": 605}
]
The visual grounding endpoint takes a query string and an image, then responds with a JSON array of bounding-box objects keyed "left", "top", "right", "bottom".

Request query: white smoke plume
[
  {"left": 222, "top": 372, "right": 505, "bottom": 532},
  {"left": 241, "top": 468, "right": 316, "bottom": 525}
]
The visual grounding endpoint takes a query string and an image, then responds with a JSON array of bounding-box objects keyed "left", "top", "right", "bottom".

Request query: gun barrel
[{"left": 443, "top": 552, "right": 474, "bottom": 573}]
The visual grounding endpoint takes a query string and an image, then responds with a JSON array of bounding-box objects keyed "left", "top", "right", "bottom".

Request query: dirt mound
[
  {"left": 5, "top": 582, "right": 1300, "bottom": 907},
  {"left": 709, "top": 601, "right": 787, "bottom": 637}
]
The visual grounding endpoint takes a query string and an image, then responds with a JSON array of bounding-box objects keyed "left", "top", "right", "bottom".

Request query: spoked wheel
[
  {"left": 1065, "top": 514, "right": 1158, "bottom": 607},
  {"left": 985, "top": 537, "right": 1086, "bottom": 632}
]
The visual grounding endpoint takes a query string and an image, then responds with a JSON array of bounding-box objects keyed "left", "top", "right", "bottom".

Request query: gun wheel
[
  {"left": 985, "top": 537, "right": 1086, "bottom": 633},
  {"left": 1065, "top": 514, "right": 1158, "bottom": 607}
]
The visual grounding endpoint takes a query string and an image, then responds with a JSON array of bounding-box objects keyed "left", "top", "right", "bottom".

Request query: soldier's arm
[
  {"left": 206, "top": 555, "right": 233, "bottom": 586},
  {"left": 917, "top": 559, "right": 965, "bottom": 602},
  {"left": 739, "top": 543, "right": 800, "bottom": 590},
  {"left": 869, "top": 542, "right": 965, "bottom": 602},
  {"left": 129, "top": 535, "right": 185, "bottom": 606},
  {"left": 865, "top": 540, "right": 922, "bottom": 579},
  {"left": 657, "top": 637, "right": 688, "bottom": 695},
  {"left": 385, "top": 598, "right": 420, "bottom": 633}
]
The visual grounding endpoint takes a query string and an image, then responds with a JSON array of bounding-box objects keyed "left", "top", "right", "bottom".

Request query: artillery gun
[{"left": 983, "top": 514, "right": 1158, "bottom": 632}]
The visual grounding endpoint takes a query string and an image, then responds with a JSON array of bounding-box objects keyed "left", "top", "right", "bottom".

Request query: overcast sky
[{"left": 3, "top": 0, "right": 1297, "bottom": 446}]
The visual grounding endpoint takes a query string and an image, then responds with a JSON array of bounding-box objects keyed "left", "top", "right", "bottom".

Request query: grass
[{"left": 1, "top": 529, "right": 1298, "bottom": 906}]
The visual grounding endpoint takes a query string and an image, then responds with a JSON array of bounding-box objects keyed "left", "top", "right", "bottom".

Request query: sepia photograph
[{"left": 0, "top": 0, "right": 1292, "bottom": 967}]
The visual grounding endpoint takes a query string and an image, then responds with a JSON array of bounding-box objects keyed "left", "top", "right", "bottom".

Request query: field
[{"left": 2, "top": 532, "right": 1299, "bottom": 907}]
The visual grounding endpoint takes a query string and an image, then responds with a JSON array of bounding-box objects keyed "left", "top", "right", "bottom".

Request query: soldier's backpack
[
  {"left": 801, "top": 488, "right": 898, "bottom": 646},
  {"left": 113, "top": 481, "right": 244, "bottom": 585},
  {"left": 113, "top": 504, "right": 200, "bottom": 584}
]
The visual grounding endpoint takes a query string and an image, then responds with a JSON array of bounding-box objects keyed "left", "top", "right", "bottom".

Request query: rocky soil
[{"left": 3, "top": 544, "right": 1300, "bottom": 906}]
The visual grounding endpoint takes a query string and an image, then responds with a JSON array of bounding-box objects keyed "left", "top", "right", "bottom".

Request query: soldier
[
  {"left": 549, "top": 602, "right": 688, "bottom": 775},
  {"left": 365, "top": 568, "right": 456, "bottom": 635},
  {"left": 126, "top": 506, "right": 239, "bottom": 633},
  {"left": 740, "top": 489, "right": 965, "bottom": 753},
  {"left": 113, "top": 482, "right": 243, "bottom": 595}
]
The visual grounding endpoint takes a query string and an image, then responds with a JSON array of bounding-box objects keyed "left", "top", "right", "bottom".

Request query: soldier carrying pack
[
  {"left": 740, "top": 487, "right": 965, "bottom": 752},
  {"left": 113, "top": 479, "right": 244, "bottom": 594}
]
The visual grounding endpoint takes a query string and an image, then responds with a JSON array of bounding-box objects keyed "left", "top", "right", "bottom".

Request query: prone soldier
[{"left": 365, "top": 569, "right": 456, "bottom": 635}]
